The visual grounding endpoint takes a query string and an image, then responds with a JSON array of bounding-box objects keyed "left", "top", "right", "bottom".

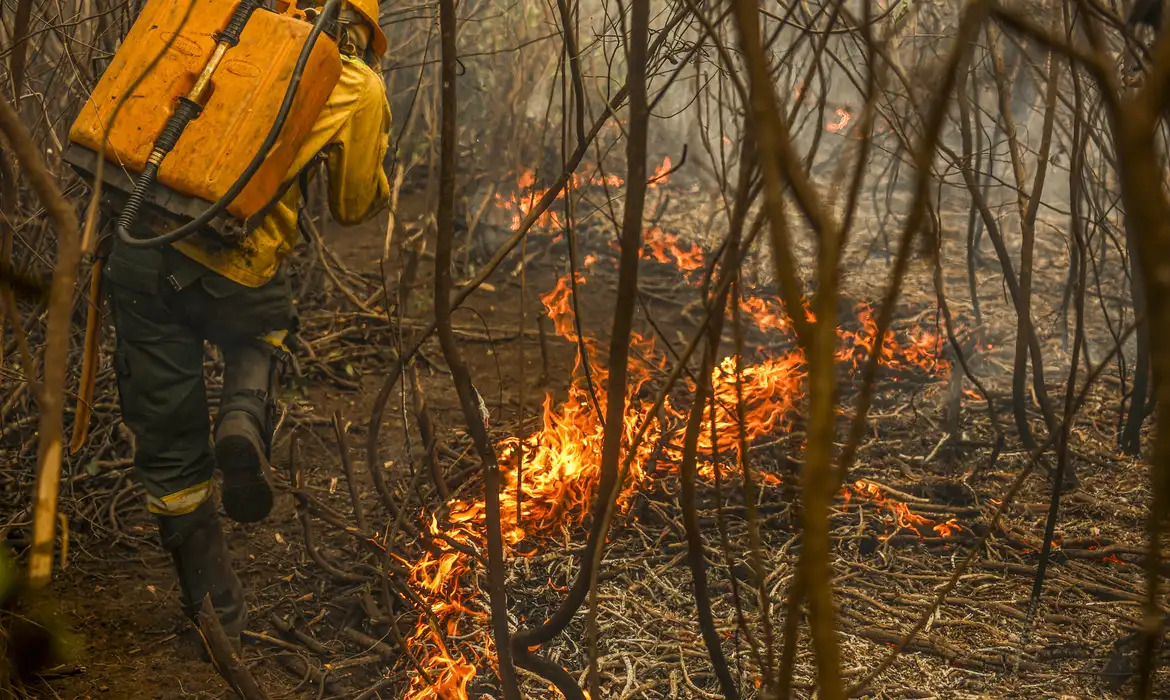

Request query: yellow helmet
[{"left": 344, "top": 0, "right": 386, "bottom": 57}]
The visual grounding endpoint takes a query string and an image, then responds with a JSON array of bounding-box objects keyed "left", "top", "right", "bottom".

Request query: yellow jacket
[{"left": 173, "top": 55, "right": 391, "bottom": 287}]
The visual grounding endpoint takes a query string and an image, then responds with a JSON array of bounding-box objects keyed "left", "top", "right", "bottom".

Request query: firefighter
[{"left": 102, "top": 0, "right": 390, "bottom": 643}]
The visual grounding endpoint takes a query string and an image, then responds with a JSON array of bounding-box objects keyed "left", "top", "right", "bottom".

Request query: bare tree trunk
[
  {"left": 675, "top": 138, "right": 755, "bottom": 700},
  {"left": 432, "top": 0, "right": 520, "bottom": 696},
  {"left": 1123, "top": 223, "right": 1152, "bottom": 456},
  {"left": 986, "top": 24, "right": 1060, "bottom": 448},
  {"left": 728, "top": 3, "right": 844, "bottom": 697},
  {"left": 583, "top": 2, "right": 651, "bottom": 695},
  {"left": 1096, "top": 23, "right": 1170, "bottom": 699}
]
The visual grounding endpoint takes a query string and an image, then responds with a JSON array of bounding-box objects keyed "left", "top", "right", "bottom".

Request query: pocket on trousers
[{"left": 105, "top": 246, "right": 162, "bottom": 295}]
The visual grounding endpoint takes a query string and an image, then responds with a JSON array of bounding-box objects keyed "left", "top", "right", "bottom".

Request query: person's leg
[
  {"left": 156, "top": 498, "right": 246, "bottom": 640},
  {"left": 198, "top": 261, "right": 298, "bottom": 523},
  {"left": 105, "top": 243, "right": 245, "bottom": 638},
  {"left": 215, "top": 338, "right": 281, "bottom": 523}
]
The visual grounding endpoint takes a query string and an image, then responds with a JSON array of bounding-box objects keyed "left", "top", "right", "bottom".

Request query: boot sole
[{"left": 216, "top": 435, "right": 274, "bottom": 523}]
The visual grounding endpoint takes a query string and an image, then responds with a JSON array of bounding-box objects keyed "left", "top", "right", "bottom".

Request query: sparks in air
[{"left": 399, "top": 162, "right": 951, "bottom": 697}]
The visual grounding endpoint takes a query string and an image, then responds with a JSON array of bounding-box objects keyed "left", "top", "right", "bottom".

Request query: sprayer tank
[{"left": 67, "top": 0, "right": 342, "bottom": 222}]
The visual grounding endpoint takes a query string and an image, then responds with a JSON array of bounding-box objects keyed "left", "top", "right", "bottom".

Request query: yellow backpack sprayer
[
  {"left": 66, "top": 0, "right": 345, "bottom": 245},
  {"left": 64, "top": 0, "right": 348, "bottom": 449}
]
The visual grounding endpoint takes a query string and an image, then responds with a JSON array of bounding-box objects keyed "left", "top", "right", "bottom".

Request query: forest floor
[{"left": 5, "top": 169, "right": 1169, "bottom": 699}]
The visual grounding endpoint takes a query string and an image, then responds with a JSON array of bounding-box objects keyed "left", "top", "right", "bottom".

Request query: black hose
[
  {"left": 116, "top": 0, "right": 342, "bottom": 248},
  {"left": 217, "top": 0, "right": 264, "bottom": 46},
  {"left": 113, "top": 97, "right": 203, "bottom": 238}
]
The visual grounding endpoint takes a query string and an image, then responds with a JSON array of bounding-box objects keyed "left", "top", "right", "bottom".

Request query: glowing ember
[{"left": 398, "top": 169, "right": 950, "bottom": 697}]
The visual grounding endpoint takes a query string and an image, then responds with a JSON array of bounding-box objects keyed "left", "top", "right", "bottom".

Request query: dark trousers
[{"left": 105, "top": 241, "right": 296, "bottom": 514}]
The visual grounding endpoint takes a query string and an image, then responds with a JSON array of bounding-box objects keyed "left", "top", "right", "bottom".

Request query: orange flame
[
  {"left": 738, "top": 296, "right": 789, "bottom": 333},
  {"left": 643, "top": 226, "right": 703, "bottom": 271},
  {"left": 845, "top": 480, "right": 963, "bottom": 540},
  {"left": 826, "top": 108, "right": 853, "bottom": 133},
  {"left": 493, "top": 157, "right": 674, "bottom": 234},
  {"left": 651, "top": 156, "right": 673, "bottom": 182},
  {"left": 401, "top": 169, "right": 951, "bottom": 697}
]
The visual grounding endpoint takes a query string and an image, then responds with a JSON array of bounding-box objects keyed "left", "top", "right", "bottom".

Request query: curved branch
[{"left": 0, "top": 92, "right": 82, "bottom": 588}]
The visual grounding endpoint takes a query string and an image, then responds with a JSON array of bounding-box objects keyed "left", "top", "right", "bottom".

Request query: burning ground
[
  {"left": 374, "top": 170, "right": 1167, "bottom": 698},
  {"left": 6, "top": 1, "right": 1170, "bottom": 697},
  {"left": 398, "top": 170, "right": 960, "bottom": 696},
  {"left": 15, "top": 165, "right": 1167, "bottom": 699}
]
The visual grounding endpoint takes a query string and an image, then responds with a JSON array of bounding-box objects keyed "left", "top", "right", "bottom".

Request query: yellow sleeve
[
  {"left": 284, "top": 55, "right": 391, "bottom": 224},
  {"left": 324, "top": 57, "right": 392, "bottom": 224}
]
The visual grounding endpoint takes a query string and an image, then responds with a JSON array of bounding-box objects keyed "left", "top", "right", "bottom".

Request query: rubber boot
[
  {"left": 157, "top": 499, "right": 247, "bottom": 646},
  {"left": 216, "top": 343, "right": 276, "bottom": 523}
]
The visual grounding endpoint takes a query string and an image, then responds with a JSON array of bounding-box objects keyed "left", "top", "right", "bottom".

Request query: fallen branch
[{"left": 198, "top": 595, "right": 270, "bottom": 700}]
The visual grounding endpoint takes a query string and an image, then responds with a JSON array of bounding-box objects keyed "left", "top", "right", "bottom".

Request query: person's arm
[{"left": 321, "top": 56, "right": 392, "bottom": 224}]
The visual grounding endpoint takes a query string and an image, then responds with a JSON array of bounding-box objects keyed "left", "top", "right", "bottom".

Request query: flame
[
  {"left": 399, "top": 170, "right": 951, "bottom": 697},
  {"left": 932, "top": 519, "right": 962, "bottom": 538},
  {"left": 492, "top": 157, "right": 674, "bottom": 234},
  {"left": 845, "top": 480, "right": 963, "bottom": 540},
  {"left": 838, "top": 304, "right": 948, "bottom": 373},
  {"left": 826, "top": 108, "right": 853, "bottom": 133},
  {"left": 643, "top": 226, "right": 703, "bottom": 271},
  {"left": 651, "top": 156, "right": 673, "bottom": 182}
]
